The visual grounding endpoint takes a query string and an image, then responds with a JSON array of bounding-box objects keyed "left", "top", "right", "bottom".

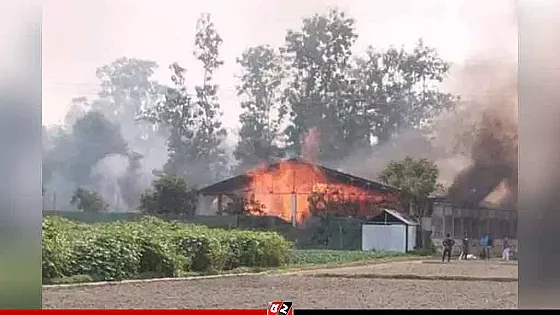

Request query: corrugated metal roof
[
  {"left": 381, "top": 208, "right": 418, "bottom": 226},
  {"left": 198, "top": 158, "right": 400, "bottom": 195}
]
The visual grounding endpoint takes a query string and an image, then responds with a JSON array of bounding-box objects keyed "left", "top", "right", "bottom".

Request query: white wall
[
  {"left": 362, "top": 224, "right": 407, "bottom": 253},
  {"left": 407, "top": 225, "right": 417, "bottom": 251}
]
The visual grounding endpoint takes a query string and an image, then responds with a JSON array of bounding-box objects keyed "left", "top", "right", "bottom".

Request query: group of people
[{"left": 441, "top": 233, "right": 512, "bottom": 262}]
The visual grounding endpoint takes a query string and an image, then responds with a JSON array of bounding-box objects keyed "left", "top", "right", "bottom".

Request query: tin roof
[{"left": 198, "top": 158, "right": 400, "bottom": 195}]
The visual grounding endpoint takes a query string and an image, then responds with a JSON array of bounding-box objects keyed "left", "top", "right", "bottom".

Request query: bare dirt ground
[
  {"left": 42, "top": 260, "right": 518, "bottom": 309},
  {"left": 300, "top": 259, "right": 518, "bottom": 279}
]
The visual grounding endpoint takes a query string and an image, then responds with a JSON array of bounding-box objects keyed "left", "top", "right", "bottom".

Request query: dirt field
[
  {"left": 300, "top": 259, "right": 518, "bottom": 279},
  {"left": 42, "top": 260, "right": 518, "bottom": 309}
]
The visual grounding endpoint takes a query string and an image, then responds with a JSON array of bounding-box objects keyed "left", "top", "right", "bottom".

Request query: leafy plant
[
  {"left": 139, "top": 173, "right": 198, "bottom": 217},
  {"left": 42, "top": 216, "right": 293, "bottom": 283}
]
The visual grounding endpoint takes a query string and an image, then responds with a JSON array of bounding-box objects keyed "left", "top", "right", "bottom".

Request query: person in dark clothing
[
  {"left": 460, "top": 232, "right": 469, "bottom": 260},
  {"left": 486, "top": 235, "right": 493, "bottom": 260},
  {"left": 442, "top": 233, "right": 455, "bottom": 262},
  {"left": 480, "top": 235, "right": 489, "bottom": 260}
]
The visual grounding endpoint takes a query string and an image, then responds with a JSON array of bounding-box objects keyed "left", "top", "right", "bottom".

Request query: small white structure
[{"left": 362, "top": 209, "right": 418, "bottom": 253}]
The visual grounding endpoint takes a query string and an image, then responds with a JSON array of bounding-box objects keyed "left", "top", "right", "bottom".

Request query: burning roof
[
  {"left": 198, "top": 158, "right": 400, "bottom": 223},
  {"left": 198, "top": 158, "right": 399, "bottom": 195}
]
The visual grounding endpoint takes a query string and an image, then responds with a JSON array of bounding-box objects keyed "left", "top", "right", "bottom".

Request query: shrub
[
  {"left": 42, "top": 216, "right": 293, "bottom": 282},
  {"left": 70, "top": 223, "right": 143, "bottom": 281},
  {"left": 42, "top": 217, "right": 74, "bottom": 279},
  {"left": 139, "top": 174, "right": 198, "bottom": 217}
]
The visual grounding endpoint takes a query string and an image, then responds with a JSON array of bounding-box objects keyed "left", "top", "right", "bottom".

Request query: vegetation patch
[
  {"left": 292, "top": 249, "right": 413, "bottom": 265},
  {"left": 43, "top": 217, "right": 427, "bottom": 285},
  {"left": 42, "top": 216, "right": 292, "bottom": 284}
]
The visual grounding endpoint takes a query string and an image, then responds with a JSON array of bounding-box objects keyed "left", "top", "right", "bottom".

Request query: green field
[{"left": 292, "top": 249, "right": 411, "bottom": 265}]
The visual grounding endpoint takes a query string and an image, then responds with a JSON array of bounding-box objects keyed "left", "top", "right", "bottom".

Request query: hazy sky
[{"left": 43, "top": 0, "right": 517, "bottom": 135}]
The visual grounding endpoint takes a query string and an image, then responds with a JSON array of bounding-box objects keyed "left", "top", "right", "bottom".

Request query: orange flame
[{"left": 245, "top": 160, "right": 397, "bottom": 224}]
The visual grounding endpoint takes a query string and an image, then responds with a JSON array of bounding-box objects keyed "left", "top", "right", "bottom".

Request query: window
[
  {"left": 502, "top": 220, "right": 510, "bottom": 237},
  {"left": 453, "top": 217, "right": 462, "bottom": 237},
  {"left": 432, "top": 217, "right": 443, "bottom": 238},
  {"left": 444, "top": 216, "right": 453, "bottom": 236},
  {"left": 470, "top": 219, "right": 479, "bottom": 239}
]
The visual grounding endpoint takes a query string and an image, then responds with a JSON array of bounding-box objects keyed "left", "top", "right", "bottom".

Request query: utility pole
[{"left": 291, "top": 169, "right": 297, "bottom": 227}]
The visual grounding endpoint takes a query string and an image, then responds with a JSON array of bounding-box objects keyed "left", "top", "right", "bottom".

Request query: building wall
[
  {"left": 362, "top": 224, "right": 407, "bottom": 253},
  {"left": 430, "top": 201, "right": 518, "bottom": 257},
  {"left": 431, "top": 201, "right": 517, "bottom": 239}
]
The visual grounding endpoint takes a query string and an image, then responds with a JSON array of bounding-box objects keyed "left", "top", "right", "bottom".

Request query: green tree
[
  {"left": 234, "top": 45, "right": 286, "bottom": 171},
  {"left": 353, "top": 39, "right": 458, "bottom": 144},
  {"left": 139, "top": 173, "right": 198, "bottom": 217},
  {"left": 282, "top": 9, "right": 363, "bottom": 163},
  {"left": 92, "top": 57, "right": 163, "bottom": 154},
  {"left": 145, "top": 14, "right": 229, "bottom": 187},
  {"left": 378, "top": 157, "right": 440, "bottom": 219},
  {"left": 143, "top": 63, "right": 198, "bottom": 180},
  {"left": 191, "top": 13, "right": 229, "bottom": 182},
  {"left": 70, "top": 187, "right": 109, "bottom": 213}
]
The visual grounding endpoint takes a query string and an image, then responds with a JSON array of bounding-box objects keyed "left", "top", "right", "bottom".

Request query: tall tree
[
  {"left": 92, "top": 57, "right": 163, "bottom": 155},
  {"left": 142, "top": 14, "right": 228, "bottom": 187},
  {"left": 234, "top": 45, "right": 286, "bottom": 171},
  {"left": 191, "top": 13, "right": 229, "bottom": 183},
  {"left": 142, "top": 63, "right": 197, "bottom": 181},
  {"left": 353, "top": 39, "right": 458, "bottom": 144},
  {"left": 282, "top": 9, "right": 364, "bottom": 163}
]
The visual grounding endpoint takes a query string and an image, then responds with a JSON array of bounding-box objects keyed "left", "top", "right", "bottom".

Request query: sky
[{"left": 43, "top": 0, "right": 518, "bottom": 137}]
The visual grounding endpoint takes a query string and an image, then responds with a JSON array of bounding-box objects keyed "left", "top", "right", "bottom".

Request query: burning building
[{"left": 197, "top": 158, "right": 400, "bottom": 226}]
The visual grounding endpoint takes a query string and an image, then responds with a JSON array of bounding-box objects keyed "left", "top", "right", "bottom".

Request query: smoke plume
[
  {"left": 338, "top": 57, "right": 518, "bottom": 210},
  {"left": 301, "top": 127, "right": 321, "bottom": 162},
  {"left": 444, "top": 59, "right": 518, "bottom": 208}
]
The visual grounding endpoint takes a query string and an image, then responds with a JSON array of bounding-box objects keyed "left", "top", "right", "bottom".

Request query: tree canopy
[
  {"left": 378, "top": 157, "right": 440, "bottom": 218},
  {"left": 43, "top": 8, "right": 459, "bottom": 213},
  {"left": 138, "top": 173, "right": 198, "bottom": 217},
  {"left": 70, "top": 187, "right": 109, "bottom": 213}
]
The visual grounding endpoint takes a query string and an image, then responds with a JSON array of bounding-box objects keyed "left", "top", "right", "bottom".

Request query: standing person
[
  {"left": 442, "top": 233, "right": 455, "bottom": 263},
  {"left": 460, "top": 232, "right": 470, "bottom": 260},
  {"left": 486, "top": 235, "right": 493, "bottom": 260},
  {"left": 502, "top": 236, "right": 511, "bottom": 261},
  {"left": 479, "top": 235, "right": 489, "bottom": 259}
]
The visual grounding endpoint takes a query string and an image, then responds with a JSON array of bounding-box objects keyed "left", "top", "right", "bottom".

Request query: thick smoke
[
  {"left": 90, "top": 154, "right": 129, "bottom": 209},
  {"left": 339, "top": 58, "right": 518, "bottom": 209},
  {"left": 42, "top": 107, "right": 169, "bottom": 211},
  {"left": 444, "top": 60, "right": 518, "bottom": 208}
]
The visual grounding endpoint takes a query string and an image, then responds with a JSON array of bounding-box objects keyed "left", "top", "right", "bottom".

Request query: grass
[
  {"left": 43, "top": 249, "right": 425, "bottom": 285},
  {"left": 291, "top": 249, "right": 413, "bottom": 265}
]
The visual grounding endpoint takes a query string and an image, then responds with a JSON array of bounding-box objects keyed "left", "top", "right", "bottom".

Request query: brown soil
[{"left": 42, "top": 260, "right": 518, "bottom": 309}]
